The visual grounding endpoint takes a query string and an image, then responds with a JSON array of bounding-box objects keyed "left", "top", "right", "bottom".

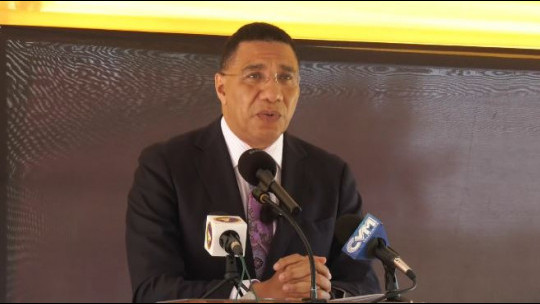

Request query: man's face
[{"left": 215, "top": 41, "right": 300, "bottom": 149}]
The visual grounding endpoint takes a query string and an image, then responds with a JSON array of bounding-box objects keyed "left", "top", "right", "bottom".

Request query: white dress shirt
[
  {"left": 221, "top": 117, "right": 283, "bottom": 218},
  {"left": 221, "top": 117, "right": 283, "bottom": 299}
]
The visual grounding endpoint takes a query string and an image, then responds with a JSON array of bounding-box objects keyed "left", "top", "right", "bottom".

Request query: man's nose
[
  {"left": 268, "top": 73, "right": 279, "bottom": 85},
  {"left": 260, "top": 74, "right": 283, "bottom": 103}
]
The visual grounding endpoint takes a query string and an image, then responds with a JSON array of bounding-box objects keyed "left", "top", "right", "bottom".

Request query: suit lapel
[
  {"left": 263, "top": 133, "right": 307, "bottom": 279},
  {"left": 194, "top": 119, "right": 256, "bottom": 276},
  {"left": 194, "top": 119, "right": 245, "bottom": 219}
]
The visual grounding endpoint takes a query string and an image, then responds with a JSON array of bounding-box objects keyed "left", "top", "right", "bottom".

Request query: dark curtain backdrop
[{"left": 1, "top": 26, "right": 540, "bottom": 302}]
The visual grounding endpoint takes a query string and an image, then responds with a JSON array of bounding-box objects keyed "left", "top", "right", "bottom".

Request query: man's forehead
[{"left": 230, "top": 41, "right": 298, "bottom": 68}]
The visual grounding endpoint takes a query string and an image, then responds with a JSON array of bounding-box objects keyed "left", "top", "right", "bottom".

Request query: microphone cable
[
  {"left": 252, "top": 187, "right": 320, "bottom": 302},
  {"left": 370, "top": 276, "right": 417, "bottom": 303},
  {"left": 239, "top": 255, "right": 260, "bottom": 302}
]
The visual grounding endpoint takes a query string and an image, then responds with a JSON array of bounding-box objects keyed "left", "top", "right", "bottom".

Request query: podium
[{"left": 160, "top": 293, "right": 389, "bottom": 303}]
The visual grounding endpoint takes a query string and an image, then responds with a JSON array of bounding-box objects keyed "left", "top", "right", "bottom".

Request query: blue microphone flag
[{"left": 342, "top": 213, "right": 389, "bottom": 260}]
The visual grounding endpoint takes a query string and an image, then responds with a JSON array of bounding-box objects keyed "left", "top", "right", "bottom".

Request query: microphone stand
[
  {"left": 383, "top": 264, "right": 401, "bottom": 301},
  {"left": 252, "top": 187, "right": 325, "bottom": 303},
  {"left": 201, "top": 254, "right": 250, "bottom": 299}
]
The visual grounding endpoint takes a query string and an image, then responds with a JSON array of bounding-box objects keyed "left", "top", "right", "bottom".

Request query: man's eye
[
  {"left": 245, "top": 73, "right": 263, "bottom": 80},
  {"left": 278, "top": 73, "right": 294, "bottom": 81}
]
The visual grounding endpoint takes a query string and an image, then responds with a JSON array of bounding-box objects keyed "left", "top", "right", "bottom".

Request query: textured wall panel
[{"left": 2, "top": 27, "right": 540, "bottom": 302}]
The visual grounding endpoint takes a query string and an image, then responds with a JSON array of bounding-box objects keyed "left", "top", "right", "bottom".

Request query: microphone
[
  {"left": 252, "top": 187, "right": 320, "bottom": 302},
  {"left": 204, "top": 215, "right": 247, "bottom": 257},
  {"left": 202, "top": 215, "right": 251, "bottom": 299},
  {"left": 335, "top": 213, "right": 416, "bottom": 280},
  {"left": 238, "top": 149, "right": 301, "bottom": 215},
  {"left": 220, "top": 231, "right": 243, "bottom": 257}
]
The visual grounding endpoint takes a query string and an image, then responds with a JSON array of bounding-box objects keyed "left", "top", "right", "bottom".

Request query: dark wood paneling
[{"left": 1, "top": 25, "right": 540, "bottom": 302}]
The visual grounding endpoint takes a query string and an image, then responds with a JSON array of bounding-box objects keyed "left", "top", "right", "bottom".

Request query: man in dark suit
[{"left": 126, "top": 22, "right": 380, "bottom": 302}]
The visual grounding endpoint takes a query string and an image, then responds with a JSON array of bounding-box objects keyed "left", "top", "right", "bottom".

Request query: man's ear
[{"left": 215, "top": 73, "right": 227, "bottom": 105}]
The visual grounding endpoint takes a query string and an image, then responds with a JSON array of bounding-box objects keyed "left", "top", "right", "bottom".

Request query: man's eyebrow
[
  {"left": 241, "top": 64, "right": 265, "bottom": 72},
  {"left": 241, "top": 64, "right": 297, "bottom": 73},
  {"left": 280, "top": 65, "right": 296, "bottom": 73}
]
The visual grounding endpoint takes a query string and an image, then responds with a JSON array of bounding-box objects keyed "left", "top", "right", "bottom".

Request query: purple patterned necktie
[{"left": 247, "top": 188, "right": 273, "bottom": 279}]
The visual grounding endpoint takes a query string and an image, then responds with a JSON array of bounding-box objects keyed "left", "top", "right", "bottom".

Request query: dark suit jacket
[{"left": 126, "top": 119, "right": 380, "bottom": 302}]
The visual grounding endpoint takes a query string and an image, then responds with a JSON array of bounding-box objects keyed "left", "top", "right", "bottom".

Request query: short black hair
[{"left": 219, "top": 22, "right": 298, "bottom": 71}]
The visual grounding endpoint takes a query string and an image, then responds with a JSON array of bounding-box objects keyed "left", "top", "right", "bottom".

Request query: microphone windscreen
[
  {"left": 335, "top": 214, "right": 363, "bottom": 245},
  {"left": 204, "top": 215, "right": 247, "bottom": 257},
  {"left": 238, "top": 149, "right": 277, "bottom": 186}
]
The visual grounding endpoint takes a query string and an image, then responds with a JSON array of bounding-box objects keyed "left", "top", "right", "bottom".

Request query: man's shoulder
[
  {"left": 285, "top": 133, "right": 346, "bottom": 167},
  {"left": 165, "top": 123, "right": 214, "bottom": 148},
  {"left": 139, "top": 119, "right": 220, "bottom": 159}
]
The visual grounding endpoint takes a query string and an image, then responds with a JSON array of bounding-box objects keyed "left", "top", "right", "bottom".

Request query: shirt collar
[{"left": 221, "top": 117, "right": 283, "bottom": 169}]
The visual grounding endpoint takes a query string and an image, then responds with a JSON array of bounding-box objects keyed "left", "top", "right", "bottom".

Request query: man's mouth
[{"left": 256, "top": 111, "right": 281, "bottom": 122}]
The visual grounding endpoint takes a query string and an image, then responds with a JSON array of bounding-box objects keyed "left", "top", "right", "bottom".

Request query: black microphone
[
  {"left": 219, "top": 231, "right": 243, "bottom": 256},
  {"left": 204, "top": 215, "right": 247, "bottom": 257},
  {"left": 238, "top": 149, "right": 301, "bottom": 215},
  {"left": 202, "top": 215, "right": 250, "bottom": 299},
  {"left": 335, "top": 213, "right": 416, "bottom": 281}
]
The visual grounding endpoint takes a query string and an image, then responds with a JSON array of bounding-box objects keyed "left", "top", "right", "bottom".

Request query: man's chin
[{"left": 250, "top": 130, "right": 282, "bottom": 148}]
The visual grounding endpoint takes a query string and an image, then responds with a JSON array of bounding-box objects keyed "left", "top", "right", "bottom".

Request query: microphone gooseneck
[
  {"left": 251, "top": 187, "right": 320, "bottom": 302},
  {"left": 239, "top": 149, "right": 318, "bottom": 301}
]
